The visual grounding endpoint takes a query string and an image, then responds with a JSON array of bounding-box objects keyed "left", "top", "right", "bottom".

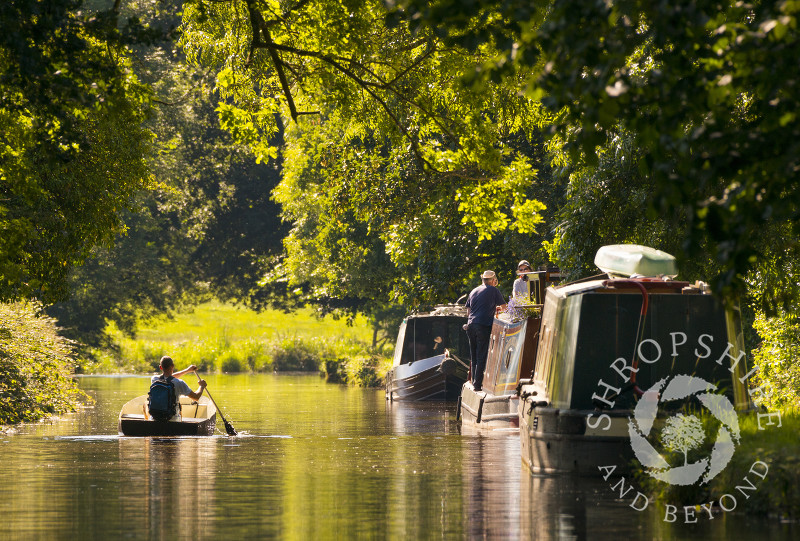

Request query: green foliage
[
  {"left": 0, "top": 0, "right": 153, "bottom": 303},
  {"left": 339, "top": 354, "right": 385, "bottom": 387},
  {"left": 47, "top": 198, "right": 199, "bottom": 344},
  {"left": 0, "top": 302, "right": 90, "bottom": 425},
  {"left": 543, "top": 130, "right": 692, "bottom": 281},
  {"left": 637, "top": 412, "right": 800, "bottom": 518},
  {"left": 272, "top": 116, "right": 556, "bottom": 316},
  {"left": 745, "top": 228, "right": 800, "bottom": 410},
  {"left": 179, "top": 0, "right": 558, "bottom": 316},
  {"left": 270, "top": 336, "right": 326, "bottom": 372},
  {"left": 397, "top": 0, "right": 800, "bottom": 303},
  {"left": 82, "top": 301, "right": 386, "bottom": 381},
  {"left": 751, "top": 311, "right": 800, "bottom": 409}
]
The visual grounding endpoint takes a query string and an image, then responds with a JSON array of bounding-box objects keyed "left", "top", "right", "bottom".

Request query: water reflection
[
  {"left": 117, "top": 438, "right": 218, "bottom": 540},
  {"left": 386, "top": 400, "right": 459, "bottom": 434},
  {"left": 464, "top": 433, "right": 520, "bottom": 539},
  {"left": 0, "top": 375, "right": 796, "bottom": 540},
  {"left": 520, "top": 467, "right": 800, "bottom": 540}
]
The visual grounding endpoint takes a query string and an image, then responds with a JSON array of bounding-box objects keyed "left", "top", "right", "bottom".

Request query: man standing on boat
[
  {"left": 465, "top": 270, "right": 506, "bottom": 392},
  {"left": 150, "top": 356, "right": 207, "bottom": 421}
]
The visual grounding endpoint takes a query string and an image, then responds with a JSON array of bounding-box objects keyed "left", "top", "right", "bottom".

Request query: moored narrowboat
[
  {"left": 459, "top": 267, "right": 561, "bottom": 430},
  {"left": 386, "top": 305, "right": 470, "bottom": 401},
  {"left": 519, "top": 245, "right": 753, "bottom": 475}
]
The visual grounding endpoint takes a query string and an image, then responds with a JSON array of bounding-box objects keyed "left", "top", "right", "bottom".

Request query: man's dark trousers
[{"left": 466, "top": 323, "right": 492, "bottom": 390}]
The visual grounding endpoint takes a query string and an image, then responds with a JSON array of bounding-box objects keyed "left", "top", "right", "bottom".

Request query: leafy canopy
[
  {"left": 0, "top": 0, "right": 153, "bottom": 303},
  {"left": 179, "top": 0, "right": 550, "bottom": 242},
  {"left": 397, "top": 0, "right": 800, "bottom": 300}
]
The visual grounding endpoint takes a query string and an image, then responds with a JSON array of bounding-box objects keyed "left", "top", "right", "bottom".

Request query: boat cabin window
[{"left": 397, "top": 317, "right": 470, "bottom": 365}]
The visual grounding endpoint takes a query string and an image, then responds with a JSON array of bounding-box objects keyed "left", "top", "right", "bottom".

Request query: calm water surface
[{"left": 1, "top": 374, "right": 795, "bottom": 540}]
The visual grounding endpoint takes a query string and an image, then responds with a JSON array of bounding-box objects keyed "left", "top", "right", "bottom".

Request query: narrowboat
[
  {"left": 518, "top": 245, "right": 752, "bottom": 474},
  {"left": 385, "top": 305, "right": 471, "bottom": 401},
  {"left": 118, "top": 395, "right": 217, "bottom": 436},
  {"left": 458, "top": 267, "right": 561, "bottom": 430}
]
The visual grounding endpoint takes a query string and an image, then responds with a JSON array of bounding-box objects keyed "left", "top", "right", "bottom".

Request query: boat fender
[{"left": 526, "top": 400, "right": 548, "bottom": 416}]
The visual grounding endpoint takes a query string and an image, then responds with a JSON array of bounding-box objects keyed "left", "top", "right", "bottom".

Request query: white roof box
[{"left": 594, "top": 244, "right": 678, "bottom": 278}]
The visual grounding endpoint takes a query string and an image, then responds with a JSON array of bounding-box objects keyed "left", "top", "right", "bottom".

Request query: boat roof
[
  {"left": 407, "top": 304, "right": 467, "bottom": 319},
  {"left": 551, "top": 279, "right": 606, "bottom": 297},
  {"left": 551, "top": 277, "right": 698, "bottom": 298}
]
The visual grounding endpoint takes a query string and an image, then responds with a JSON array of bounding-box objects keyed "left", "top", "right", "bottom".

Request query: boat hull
[
  {"left": 458, "top": 382, "right": 519, "bottom": 431},
  {"left": 386, "top": 353, "right": 468, "bottom": 401},
  {"left": 119, "top": 415, "right": 217, "bottom": 437},
  {"left": 118, "top": 395, "right": 217, "bottom": 437},
  {"left": 519, "top": 396, "right": 633, "bottom": 474}
]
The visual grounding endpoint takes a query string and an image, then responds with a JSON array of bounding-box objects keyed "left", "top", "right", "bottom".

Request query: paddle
[{"left": 195, "top": 372, "right": 237, "bottom": 436}]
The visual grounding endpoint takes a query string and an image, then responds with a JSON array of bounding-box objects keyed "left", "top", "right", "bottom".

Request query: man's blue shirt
[{"left": 465, "top": 284, "right": 505, "bottom": 326}]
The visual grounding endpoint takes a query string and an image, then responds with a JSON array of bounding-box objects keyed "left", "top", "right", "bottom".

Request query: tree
[
  {"left": 397, "top": 0, "right": 800, "bottom": 303},
  {"left": 0, "top": 0, "right": 153, "bottom": 303},
  {"left": 0, "top": 301, "right": 89, "bottom": 424},
  {"left": 46, "top": 0, "right": 289, "bottom": 342},
  {"left": 179, "top": 0, "right": 551, "bottom": 244},
  {"left": 272, "top": 114, "right": 558, "bottom": 318}
]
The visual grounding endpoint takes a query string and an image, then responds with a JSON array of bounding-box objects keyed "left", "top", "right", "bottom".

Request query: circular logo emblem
[{"left": 628, "top": 374, "right": 741, "bottom": 486}]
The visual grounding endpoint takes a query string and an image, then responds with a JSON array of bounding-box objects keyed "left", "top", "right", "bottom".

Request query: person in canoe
[{"left": 148, "top": 356, "right": 207, "bottom": 421}]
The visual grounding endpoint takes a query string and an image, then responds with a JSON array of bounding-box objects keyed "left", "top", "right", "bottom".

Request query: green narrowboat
[{"left": 518, "top": 245, "right": 753, "bottom": 474}]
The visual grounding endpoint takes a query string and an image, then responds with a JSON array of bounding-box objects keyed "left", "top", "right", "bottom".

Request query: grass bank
[
  {"left": 85, "top": 301, "right": 393, "bottom": 387},
  {"left": 635, "top": 410, "right": 800, "bottom": 519}
]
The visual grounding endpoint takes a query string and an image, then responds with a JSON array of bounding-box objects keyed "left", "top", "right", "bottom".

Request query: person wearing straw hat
[{"left": 464, "top": 270, "right": 507, "bottom": 391}]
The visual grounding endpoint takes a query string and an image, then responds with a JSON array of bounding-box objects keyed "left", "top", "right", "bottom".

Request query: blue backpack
[{"left": 148, "top": 376, "right": 177, "bottom": 421}]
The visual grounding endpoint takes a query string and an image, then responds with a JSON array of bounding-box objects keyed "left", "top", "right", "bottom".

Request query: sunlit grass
[
  {"left": 133, "top": 300, "right": 373, "bottom": 343},
  {"left": 85, "top": 301, "right": 392, "bottom": 383}
]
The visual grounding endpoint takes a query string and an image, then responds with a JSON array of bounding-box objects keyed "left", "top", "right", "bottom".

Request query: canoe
[{"left": 118, "top": 395, "right": 217, "bottom": 436}]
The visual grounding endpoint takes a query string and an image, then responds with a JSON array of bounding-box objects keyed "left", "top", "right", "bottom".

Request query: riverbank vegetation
[
  {"left": 636, "top": 411, "right": 800, "bottom": 519},
  {"left": 0, "top": 303, "right": 90, "bottom": 426},
  {"left": 82, "top": 302, "right": 391, "bottom": 386}
]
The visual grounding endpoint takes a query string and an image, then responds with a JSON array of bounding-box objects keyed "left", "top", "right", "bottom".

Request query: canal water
[{"left": 1, "top": 374, "right": 796, "bottom": 540}]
